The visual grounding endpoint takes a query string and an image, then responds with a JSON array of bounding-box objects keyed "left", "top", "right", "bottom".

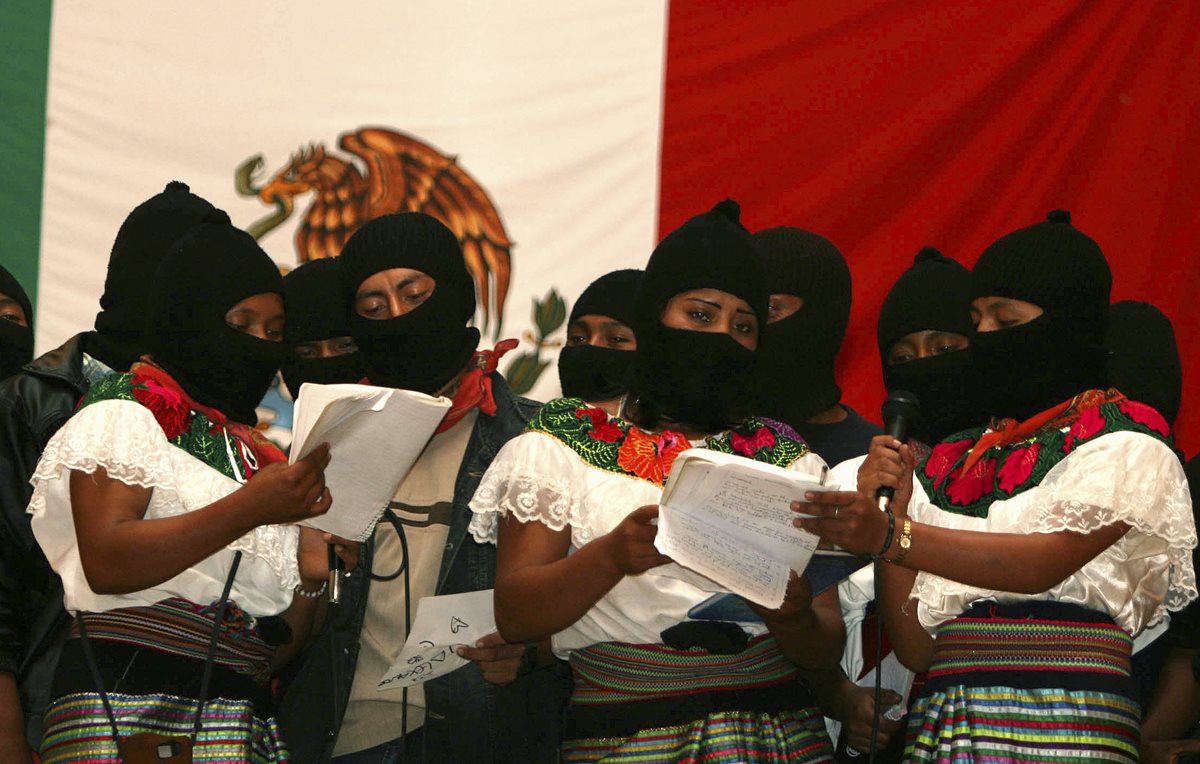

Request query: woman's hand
[
  {"left": 792, "top": 490, "right": 890, "bottom": 557},
  {"left": 856, "top": 436, "right": 915, "bottom": 516},
  {"left": 835, "top": 685, "right": 904, "bottom": 753},
  {"left": 297, "top": 527, "right": 359, "bottom": 583},
  {"left": 749, "top": 571, "right": 815, "bottom": 624},
  {"left": 240, "top": 443, "right": 333, "bottom": 527},
  {"left": 600, "top": 504, "right": 672, "bottom": 575}
]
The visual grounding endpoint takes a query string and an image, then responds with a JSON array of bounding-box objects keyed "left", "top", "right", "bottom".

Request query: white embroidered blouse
[{"left": 27, "top": 399, "right": 301, "bottom": 616}]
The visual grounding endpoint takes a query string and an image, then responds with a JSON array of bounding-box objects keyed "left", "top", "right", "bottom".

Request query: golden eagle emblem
[{"left": 235, "top": 127, "right": 513, "bottom": 336}]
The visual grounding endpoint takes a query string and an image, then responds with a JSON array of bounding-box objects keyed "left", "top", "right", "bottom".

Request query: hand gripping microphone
[{"left": 876, "top": 390, "right": 921, "bottom": 512}]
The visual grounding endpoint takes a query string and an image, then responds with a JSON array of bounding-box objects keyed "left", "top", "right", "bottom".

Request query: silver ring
[{"left": 833, "top": 506, "right": 840, "bottom": 519}]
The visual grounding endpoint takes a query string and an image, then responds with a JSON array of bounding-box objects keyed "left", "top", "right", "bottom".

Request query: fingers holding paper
[
  {"left": 456, "top": 631, "right": 526, "bottom": 686},
  {"left": 603, "top": 504, "right": 673, "bottom": 575},
  {"left": 792, "top": 490, "right": 888, "bottom": 557}
]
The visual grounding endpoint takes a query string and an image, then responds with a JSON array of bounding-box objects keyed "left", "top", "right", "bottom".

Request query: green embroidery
[
  {"left": 917, "top": 401, "right": 1173, "bottom": 518},
  {"left": 80, "top": 371, "right": 241, "bottom": 481},
  {"left": 527, "top": 397, "right": 810, "bottom": 485}
]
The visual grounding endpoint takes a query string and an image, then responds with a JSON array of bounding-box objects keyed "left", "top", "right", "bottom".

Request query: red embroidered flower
[
  {"left": 577, "top": 406, "right": 623, "bottom": 443},
  {"left": 997, "top": 442, "right": 1041, "bottom": 494},
  {"left": 1063, "top": 405, "right": 1106, "bottom": 453},
  {"left": 1119, "top": 400, "right": 1170, "bottom": 437},
  {"left": 731, "top": 426, "right": 776, "bottom": 457},
  {"left": 945, "top": 457, "right": 996, "bottom": 506},
  {"left": 924, "top": 438, "right": 973, "bottom": 490},
  {"left": 617, "top": 428, "right": 666, "bottom": 483},
  {"left": 132, "top": 376, "right": 191, "bottom": 439}
]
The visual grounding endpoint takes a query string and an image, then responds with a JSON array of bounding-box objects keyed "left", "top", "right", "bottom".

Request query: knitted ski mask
[
  {"left": 558, "top": 269, "right": 643, "bottom": 402},
  {"left": 339, "top": 213, "right": 479, "bottom": 394},
  {"left": 876, "top": 248, "right": 975, "bottom": 443},
  {"left": 1106, "top": 300, "right": 1181, "bottom": 428},
  {"left": 281, "top": 258, "right": 367, "bottom": 398},
  {"left": 750, "top": 227, "right": 851, "bottom": 427},
  {"left": 92, "top": 181, "right": 219, "bottom": 371},
  {"left": 145, "top": 216, "right": 288, "bottom": 425},
  {"left": 0, "top": 263, "right": 34, "bottom": 379},
  {"left": 629, "top": 200, "right": 767, "bottom": 432},
  {"left": 970, "top": 210, "right": 1111, "bottom": 421}
]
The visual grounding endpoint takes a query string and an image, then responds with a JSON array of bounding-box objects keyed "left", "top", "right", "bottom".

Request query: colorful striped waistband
[
  {"left": 924, "top": 607, "right": 1133, "bottom": 696},
  {"left": 569, "top": 634, "right": 800, "bottom": 706},
  {"left": 71, "top": 598, "right": 275, "bottom": 683}
]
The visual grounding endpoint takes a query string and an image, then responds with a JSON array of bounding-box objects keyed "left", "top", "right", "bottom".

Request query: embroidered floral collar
[
  {"left": 527, "top": 397, "right": 810, "bottom": 485},
  {"left": 918, "top": 390, "right": 1172, "bottom": 517},
  {"left": 79, "top": 362, "right": 285, "bottom": 481}
]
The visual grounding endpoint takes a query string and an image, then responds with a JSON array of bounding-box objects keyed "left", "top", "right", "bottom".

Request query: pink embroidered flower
[
  {"left": 997, "top": 442, "right": 1041, "bottom": 494},
  {"left": 132, "top": 376, "right": 190, "bottom": 439},
  {"left": 1119, "top": 400, "right": 1170, "bottom": 437},
  {"left": 945, "top": 457, "right": 996, "bottom": 506},
  {"left": 731, "top": 426, "right": 776, "bottom": 457},
  {"left": 658, "top": 430, "right": 690, "bottom": 477},
  {"left": 924, "top": 438, "right": 973, "bottom": 490},
  {"left": 1063, "top": 405, "right": 1106, "bottom": 453}
]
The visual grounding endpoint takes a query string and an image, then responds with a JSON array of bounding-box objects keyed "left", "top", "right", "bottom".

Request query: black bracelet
[{"left": 874, "top": 508, "right": 896, "bottom": 560}]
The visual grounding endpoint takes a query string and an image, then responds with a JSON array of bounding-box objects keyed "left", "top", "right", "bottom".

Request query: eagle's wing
[{"left": 340, "top": 127, "right": 514, "bottom": 337}]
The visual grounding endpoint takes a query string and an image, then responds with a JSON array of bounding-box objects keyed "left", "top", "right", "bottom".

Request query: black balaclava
[
  {"left": 558, "top": 268, "right": 643, "bottom": 402},
  {"left": 970, "top": 210, "right": 1112, "bottom": 421},
  {"left": 629, "top": 200, "right": 767, "bottom": 432},
  {"left": 750, "top": 226, "right": 851, "bottom": 427},
  {"left": 92, "top": 181, "right": 220, "bottom": 371},
  {"left": 145, "top": 214, "right": 287, "bottom": 425},
  {"left": 338, "top": 212, "right": 479, "bottom": 394},
  {"left": 1106, "top": 300, "right": 1182, "bottom": 428},
  {"left": 0, "top": 263, "right": 34, "bottom": 378},
  {"left": 281, "top": 257, "right": 367, "bottom": 398},
  {"left": 877, "top": 247, "right": 975, "bottom": 443}
]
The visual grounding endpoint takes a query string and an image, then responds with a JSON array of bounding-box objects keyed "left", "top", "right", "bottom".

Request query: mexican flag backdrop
[{"left": 3, "top": 1, "right": 1199, "bottom": 452}]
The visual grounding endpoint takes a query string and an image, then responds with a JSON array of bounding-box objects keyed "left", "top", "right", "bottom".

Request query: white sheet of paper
[
  {"left": 290, "top": 382, "right": 451, "bottom": 542},
  {"left": 654, "top": 449, "right": 837, "bottom": 608},
  {"left": 377, "top": 589, "right": 497, "bottom": 691}
]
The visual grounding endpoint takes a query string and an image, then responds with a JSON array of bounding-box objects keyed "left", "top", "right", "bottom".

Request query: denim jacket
[{"left": 276, "top": 374, "right": 569, "bottom": 763}]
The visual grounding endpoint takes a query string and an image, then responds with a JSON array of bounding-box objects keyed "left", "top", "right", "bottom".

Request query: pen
[{"left": 328, "top": 543, "right": 344, "bottom": 604}]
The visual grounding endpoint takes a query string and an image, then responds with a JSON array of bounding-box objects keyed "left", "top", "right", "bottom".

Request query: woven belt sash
[{"left": 924, "top": 605, "right": 1133, "bottom": 696}]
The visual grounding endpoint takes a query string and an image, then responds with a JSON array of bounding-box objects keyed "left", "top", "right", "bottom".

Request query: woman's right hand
[
  {"left": 241, "top": 443, "right": 333, "bottom": 527},
  {"left": 857, "top": 436, "right": 914, "bottom": 515},
  {"left": 602, "top": 504, "right": 672, "bottom": 575}
]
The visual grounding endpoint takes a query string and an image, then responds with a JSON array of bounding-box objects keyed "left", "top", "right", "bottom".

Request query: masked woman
[
  {"left": 799, "top": 211, "right": 1196, "bottom": 763},
  {"left": 558, "top": 268, "right": 642, "bottom": 415},
  {"left": 471, "top": 201, "right": 840, "bottom": 763},
  {"left": 29, "top": 218, "right": 348, "bottom": 763},
  {"left": 0, "top": 262, "right": 34, "bottom": 380}
]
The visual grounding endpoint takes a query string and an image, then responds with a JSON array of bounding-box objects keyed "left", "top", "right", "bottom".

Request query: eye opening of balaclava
[
  {"left": 145, "top": 214, "right": 287, "bottom": 425},
  {"left": 0, "top": 262, "right": 34, "bottom": 379},
  {"left": 338, "top": 212, "right": 479, "bottom": 395},
  {"left": 749, "top": 226, "right": 851, "bottom": 428},
  {"left": 1106, "top": 300, "right": 1181, "bottom": 429},
  {"left": 92, "top": 181, "right": 220, "bottom": 372},
  {"left": 558, "top": 268, "right": 643, "bottom": 403},
  {"left": 876, "top": 247, "right": 975, "bottom": 443},
  {"left": 969, "top": 209, "right": 1112, "bottom": 421},
  {"left": 281, "top": 257, "right": 367, "bottom": 398},
  {"left": 627, "top": 199, "right": 767, "bottom": 433}
]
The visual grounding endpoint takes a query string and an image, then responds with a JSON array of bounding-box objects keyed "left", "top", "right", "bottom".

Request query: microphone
[{"left": 876, "top": 390, "right": 921, "bottom": 512}]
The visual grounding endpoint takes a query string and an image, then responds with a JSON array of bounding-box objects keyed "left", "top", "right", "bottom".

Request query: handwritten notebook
[
  {"left": 290, "top": 382, "right": 451, "bottom": 542},
  {"left": 653, "top": 448, "right": 842, "bottom": 609}
]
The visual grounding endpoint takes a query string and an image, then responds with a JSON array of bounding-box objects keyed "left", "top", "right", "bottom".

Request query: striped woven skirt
[
  {"left": 561, "top": 635, "right": 834, "bottom": 763},
  {"left": 906, "top": 602, "right": 1140, "bottom": 763}
]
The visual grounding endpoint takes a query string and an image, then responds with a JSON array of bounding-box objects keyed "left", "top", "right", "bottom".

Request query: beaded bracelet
[
  {"left": 874, "top": 508, "right": 896, "bottom": 560},
  {"left": 295, "top": 581, "right": 328, "bottom": 599}
]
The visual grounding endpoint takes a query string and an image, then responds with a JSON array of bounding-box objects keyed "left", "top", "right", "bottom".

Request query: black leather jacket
[
  {"left": 276, "top": 374, "right": 570, "bottom": 763},
  {"left": 0, "top": 334, "right": 93, "bottom": 748}
]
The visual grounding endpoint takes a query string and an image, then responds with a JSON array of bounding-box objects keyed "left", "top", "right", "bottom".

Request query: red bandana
[{"left": 434, "top": 339, "right": 520, "bottom": 434}]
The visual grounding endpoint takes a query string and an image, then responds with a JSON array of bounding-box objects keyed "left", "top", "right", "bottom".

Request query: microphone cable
[{"left": 368, "top": 507, "right": 414, "bottom": 759}]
